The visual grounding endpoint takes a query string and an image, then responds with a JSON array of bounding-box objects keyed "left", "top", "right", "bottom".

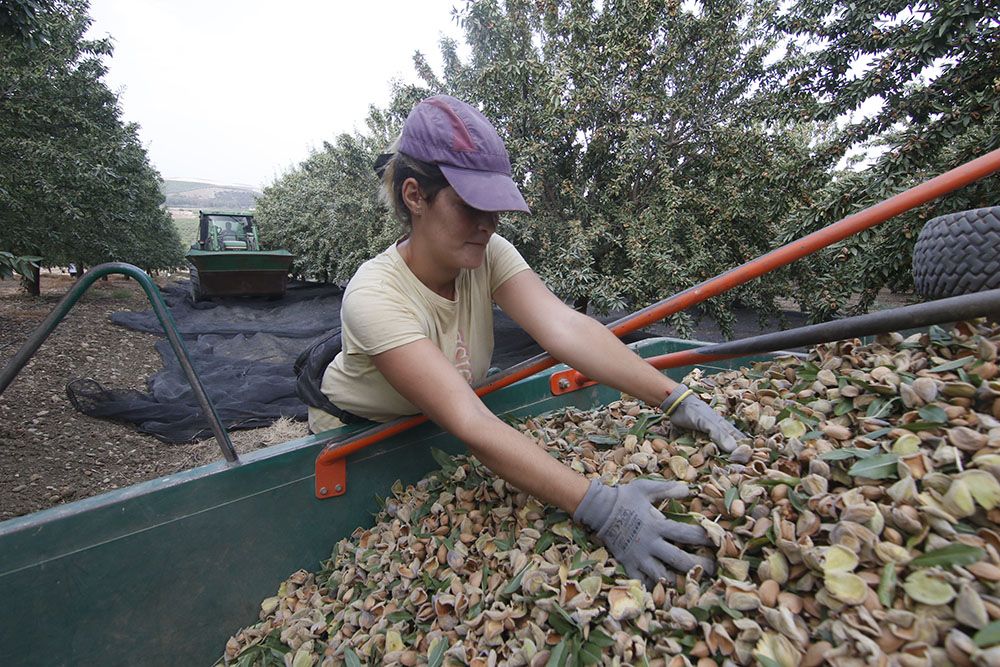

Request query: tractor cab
[{"left": 196, "top": 211, "right": 259, "bottom": 252}]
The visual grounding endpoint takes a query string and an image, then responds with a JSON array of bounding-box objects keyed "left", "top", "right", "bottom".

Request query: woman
[{"left": 310, "top": 95, "right": 747, "bottom": 587}]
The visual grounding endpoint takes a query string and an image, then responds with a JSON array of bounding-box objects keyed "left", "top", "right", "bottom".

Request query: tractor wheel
[
  {"left": 912, "top": 206, "right": 1000, "bottom": 298},
  {"left": 189, "top": 264, "right": 204, "bottom": 303}
]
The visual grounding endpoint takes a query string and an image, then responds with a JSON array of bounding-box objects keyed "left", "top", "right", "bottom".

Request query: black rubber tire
[
  {"left": 189, "top": 264, "right": 204, "bottom": 303},
  {"left": 912, "top": 206, "right": 1000, "bottom": 298}
]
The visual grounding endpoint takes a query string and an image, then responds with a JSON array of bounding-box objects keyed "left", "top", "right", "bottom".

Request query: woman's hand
[
  {"left": 573, "top": 477, "right": 715, "bottom": 587},
  {"left": 661, "top": 384, "right": 748, "bottom": 452}
]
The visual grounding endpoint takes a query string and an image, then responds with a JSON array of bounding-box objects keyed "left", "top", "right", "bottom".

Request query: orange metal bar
[{"left": 315, "top": 147, "right": 1000, "bottom": 498}]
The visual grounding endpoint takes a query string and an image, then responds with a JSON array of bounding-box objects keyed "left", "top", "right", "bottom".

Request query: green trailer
[
  {"left": 0, "top": 317, "right": 770, "bottom": 665},
  {"left": 185, "top": 211, "right": 294, "bottom": 301},
  {"left": 3, "top": 262, "right": 1000, "bottom": 663},
  {"left": 3, "top": 151, "right": 999, "bottom": 666}
]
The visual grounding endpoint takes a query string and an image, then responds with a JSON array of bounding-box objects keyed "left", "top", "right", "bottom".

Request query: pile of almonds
[{"left": 220, "top": 320, "right": 1000, "bottom": 666}]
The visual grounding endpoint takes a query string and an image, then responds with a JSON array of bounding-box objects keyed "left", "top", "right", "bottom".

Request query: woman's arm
[
  {"left": 493, "top": 270, "right": 748, "bottom": 453},
  {"left": 493, "top": 270, "right": 678, "bottom": 406},
  {"left": 372, "top": 338, "right": 589, "bottom": 513},
  {"left": 373, "top": 334, "right": 714, "bottom": 584}
]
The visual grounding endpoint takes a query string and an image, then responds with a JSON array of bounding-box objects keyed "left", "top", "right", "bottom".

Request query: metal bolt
[
  {"left": 335, "top": 484, "right": 343, "bottom": 492},
  {"left": 319, "top": 487, "right": 328, "bottom": 495},
  {"left": 558, "top": 378, "right": 570, "bottom": 390}
]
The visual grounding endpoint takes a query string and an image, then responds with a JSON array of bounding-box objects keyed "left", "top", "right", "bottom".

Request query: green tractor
[{"left": 185, "top": 210, "right": 294, "bottom": 301}]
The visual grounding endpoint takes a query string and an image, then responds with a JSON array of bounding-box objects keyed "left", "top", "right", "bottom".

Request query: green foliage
[
  {"left": 255, "top": 120, "right": 401, "bottom": 283},
  {"left": 770, "top": 0, "right": 1000, "bottom": 319},
  {"left": 0, "top": 0, "right": 184, "bottom": 274},
  {"left": 256, "top": 0, "right": 997, "bottom": 329},
  {"left": 259, "top": 0, "right": 820, "bottom": 334},
  {"left": 0, "top": 0, "right": 52, "bottom": 47},
  {"left": 424, "top": 1, "right": 824, "bottom": 332},
  {"left": 172, "top": 215, "right": 200, "bottom": 249},
  {"left": 0, "top": 250, "right": 42, "bottom": 289}
]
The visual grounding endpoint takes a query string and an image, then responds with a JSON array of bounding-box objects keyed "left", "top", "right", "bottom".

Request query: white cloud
[{"left": 86, "top": 0, "right": 465, "bottom": 188}]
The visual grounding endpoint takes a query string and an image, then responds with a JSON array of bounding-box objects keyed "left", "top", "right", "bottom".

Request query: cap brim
[{"left": 439, "top": 164, "right": 530, "bottom": 214}]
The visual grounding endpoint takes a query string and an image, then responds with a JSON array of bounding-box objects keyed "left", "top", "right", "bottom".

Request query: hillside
[{"left": 161, "top": 179, "right": 261, "bottom": 210}]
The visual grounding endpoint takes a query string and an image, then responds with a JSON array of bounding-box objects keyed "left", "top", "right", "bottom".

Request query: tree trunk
[
  {"left": 28, "top": 264, "right": 40, "bottom": 296},
  {"left": 573, "top": 295, "right": 590, "bottom": 314}
]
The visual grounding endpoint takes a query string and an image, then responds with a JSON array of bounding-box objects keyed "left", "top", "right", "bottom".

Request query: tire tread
[{"left": 912, "top": 207, "right": 1000, "bottom": 298}]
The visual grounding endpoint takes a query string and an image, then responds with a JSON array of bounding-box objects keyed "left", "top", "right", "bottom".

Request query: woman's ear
[{"left": 401, "top": 178, "right": 424, "bottom": 216}]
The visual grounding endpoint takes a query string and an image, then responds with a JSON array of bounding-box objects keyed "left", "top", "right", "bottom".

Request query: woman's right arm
[
  {"left": 372, "top": 339, "right": 715, "bottom": 585},
  {"left": 371, "top": 338, "right": 590, "bottom": 513}
]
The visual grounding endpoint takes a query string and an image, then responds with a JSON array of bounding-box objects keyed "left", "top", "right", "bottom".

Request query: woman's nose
[{"left": 476, "top": 211, "right": 499, "bottom": 232}]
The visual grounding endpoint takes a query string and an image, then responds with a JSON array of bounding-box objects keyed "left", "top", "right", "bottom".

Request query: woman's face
[{"left": 418, "top": 185, "right": 498, "bottom": 270}]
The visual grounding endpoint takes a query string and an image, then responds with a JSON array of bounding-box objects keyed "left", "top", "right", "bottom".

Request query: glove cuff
[
  {"left": 572, "top": 478, "right": 615, "bottom": 532},
  {"left": 660, "top": 383, "right": 694, "bottom": 417}
]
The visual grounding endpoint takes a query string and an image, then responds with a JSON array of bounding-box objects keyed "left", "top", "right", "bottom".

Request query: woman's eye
[{"left": 458, "top": 201, "right": 497, "bottom": 225}]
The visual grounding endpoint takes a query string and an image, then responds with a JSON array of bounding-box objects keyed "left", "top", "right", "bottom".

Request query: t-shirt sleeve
[
  {"left": 341, "top": 285, "right": 427, "bottom": 356},
  {"left": 487, "top": 234, "right": 531, "bottom": 294}
]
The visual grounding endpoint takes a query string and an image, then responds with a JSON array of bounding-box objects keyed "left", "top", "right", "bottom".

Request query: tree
[
  {"left": 256, "top": 0, "right": 828, "bottom": 334},
  {"left": 398, "top": 0, "right": 821, "bottom": 333},
  {"left": 0, "top": 0, "right": 183, "bottom": 275},
  {"left": 255, "top": 113, "right": 401, "bottom": 284},
  {"left": 770, "top": 0, "right": 1000, "bottom": 318}
]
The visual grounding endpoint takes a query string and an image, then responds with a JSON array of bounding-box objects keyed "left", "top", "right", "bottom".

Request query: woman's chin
[{"left": 458, "top": 246, "right": 487, "bottom": 268}]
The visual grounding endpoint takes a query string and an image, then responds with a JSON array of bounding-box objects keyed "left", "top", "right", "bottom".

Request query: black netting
[
  {"left": 68, "top": 280, "right": 657, "bottom": 443},
  {"left": 67, "top": 281, "right": 345, "bottom": 443}
]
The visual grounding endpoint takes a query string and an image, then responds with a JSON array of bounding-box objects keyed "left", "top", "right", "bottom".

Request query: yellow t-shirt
[{"left": 309, "top": 233, "right": 530, "bottom": 430}]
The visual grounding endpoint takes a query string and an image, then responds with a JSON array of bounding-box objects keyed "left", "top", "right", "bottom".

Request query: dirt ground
[{"left": 0, "top": 270, "right": 307, "bottom": 521}]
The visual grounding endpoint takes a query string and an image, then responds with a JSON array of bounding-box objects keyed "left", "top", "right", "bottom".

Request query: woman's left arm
[
  {"left": 493, "top": 270, "right": 676, "bottom": 405},
  {"left": 494, "top": 270, "right": 747, "bottom": 452}
]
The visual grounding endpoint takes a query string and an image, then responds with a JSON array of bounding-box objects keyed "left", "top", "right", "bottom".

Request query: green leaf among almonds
[
  {"left": 909, "top": 544, "right": 986, "bottom": 568},
  {"left": 847, "top": 453, "right": 900, "bottom": 479},
  {"left": 974, "top": 620, "right": 1000, "bottom": 648}
]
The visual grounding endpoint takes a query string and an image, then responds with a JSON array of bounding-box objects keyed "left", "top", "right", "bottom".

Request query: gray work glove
[
  {"left": 573, "top": 477, "right": 715, "bottom": 587},
  {"left": 662, "top": 384, "right": 748, "bottom": 453}
]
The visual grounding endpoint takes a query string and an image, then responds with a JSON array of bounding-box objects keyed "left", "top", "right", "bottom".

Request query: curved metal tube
[{"left": 0, "top": 263, "right": 238, "bottom": 463}]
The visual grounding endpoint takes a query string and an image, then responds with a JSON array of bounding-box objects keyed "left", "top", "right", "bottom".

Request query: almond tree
[
  {"left": 770, "top": 0, "right": 1000, "bottom": 317},
  {"left": 257, "top": 0, "right": 823, "bottom": 333},
  {"left": 0, "top": 0, "right": 182, "bottom": 275},
  {"left": 255, "top": 111, "right": 401, "bottom": 284},
  {"left": 410, "top": 0, "right": 820, "bottom": 333}
]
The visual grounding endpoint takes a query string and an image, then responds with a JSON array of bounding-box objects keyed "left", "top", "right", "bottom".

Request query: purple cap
[{"left": 398, "top": 95, "right": 530, "bottom": 213}]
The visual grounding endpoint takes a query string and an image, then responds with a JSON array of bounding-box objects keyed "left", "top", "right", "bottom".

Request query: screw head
[
  {"left": 335, "top": 484, "right": 343, "bottom": 492},
  {"left": 319, "top": 486, "right": 328, "bottom": 495},
  {"left": 558, "top": 378, "right": 570, "bottom": 390}
]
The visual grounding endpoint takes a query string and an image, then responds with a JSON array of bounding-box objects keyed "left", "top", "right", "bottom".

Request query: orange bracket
[
  {"left": 550, "top": 368, "right": 597, "bottom": 395},
  {"left": 315, "top": 457, "right": 347, "bottom": 498}
]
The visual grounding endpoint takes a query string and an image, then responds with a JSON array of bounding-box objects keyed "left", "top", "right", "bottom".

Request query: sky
[{"left": 85, "top": 0, "right": 465, "bottom": 189}]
